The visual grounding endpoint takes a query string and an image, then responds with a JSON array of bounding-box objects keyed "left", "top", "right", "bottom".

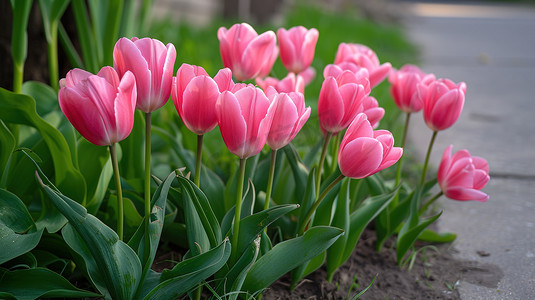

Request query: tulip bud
[
  {"left": 58, "top": 67, "right": 137, "bottom": 146},
  {"left": 438, "top": 145, "right": 489, "bottom": 202},
  {"left": 113, "top": 37, "right": 176, "bottom": 113},
  {"left": 338, "top": 113, "right": 403, "bottom": 179}
]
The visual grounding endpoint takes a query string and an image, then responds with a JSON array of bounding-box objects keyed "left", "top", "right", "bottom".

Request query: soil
[
  {"left": 262, "top": 228, "right": 504, "bottom": 300},
  {"left": 153, "top": 227, "right": 503, "bottom": 300}
]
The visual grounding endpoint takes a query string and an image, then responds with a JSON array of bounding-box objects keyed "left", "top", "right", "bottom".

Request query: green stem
[
  {"left": 330, "top": 133, "right": 341, "bottom": 174},
  {"left": 194, "top": 134, "right": 203, "bottom": 187},
  {"left": 144, "top": 112, "right": 152, "bottom": 263},
  {"left": 299, "top": 174, "right": 345, "bottom": 235},
  {"left": 264, "top": 149, "right": 277, "bottom": 211},
  {"left": 316, "top": 132, "right": 333, "bottom": 197},
  {"left": 109, "top": 144, "right": 124, "bottom": 241},
  {"left": 392, "top": 112, "right": 411, "bottom": 207},
  {"left": 13, "top": 63, "right": 23, "bottom": 94},
  {"left": 47, "top": 22, "right": 59, "bottom": 91},
  {"left": 420, "top": 131, "right": 438, "bottom": 186},
  {"left": 192, "top": 135, "right": 205, "bottom": 300},
  {"left": 230, "top": 158, "right": 247, "bottom": 264},
  {"left": 419, "top": 191, "right": 443, "bottom": 216}
]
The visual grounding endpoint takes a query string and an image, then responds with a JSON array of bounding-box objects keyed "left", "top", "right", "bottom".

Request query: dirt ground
[{"left": 262, "top": 228, "right": 503, "bottom": 300}]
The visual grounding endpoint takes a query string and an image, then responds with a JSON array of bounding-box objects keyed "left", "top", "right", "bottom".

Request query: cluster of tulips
[{"left": 2, "top": 22, "right": 489, "bottom": 299}]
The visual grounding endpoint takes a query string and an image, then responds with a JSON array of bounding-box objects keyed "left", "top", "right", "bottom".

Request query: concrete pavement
[{"left": 403, "top": 1, "right": 535, "bottom": 299}]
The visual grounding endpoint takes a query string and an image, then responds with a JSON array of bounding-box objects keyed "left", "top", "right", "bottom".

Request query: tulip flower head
[
  {"left": 266, "top": 90, "right": 311, "bottom": 150},
  {"left": 418, "top": 78, "right": 467, "bottom": 131},
  {"left": 217, "top": 23, "right": 278, "bottom": 82},
  {"left": 216, "top": 85, "right": 276, "bottom": 159},
  {"left": 58, "top": 67, "right": 137, "bottom": 146},
  {"left": 113, "top": 37, "right": 176, "bottom": 113},
  {"left": 389, "top": 64, "right": 435, "bottom": 113},
  {"left": 277, "top": 26, "right": 319, "bottom": 74},
  {"left": 338, "top": 113, "right": 403, "bottom": 179},
  {"left": 256, "top": 72, "right": 305, "bottom": 94},
  {"left": 318, "top": 66, "right": 371, "bottom": 134},
  {"left": 334, "top": 43, "right": 392, "bottom": 88},
  {"left": 438, "top": 145, "right": 489, "bottom": 202},
  {"left": 172, "top": 64, "right": 232, "bottom": 135}
]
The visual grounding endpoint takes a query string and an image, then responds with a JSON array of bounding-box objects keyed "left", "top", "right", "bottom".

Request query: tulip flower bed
[{"left": 0, "top": 2, "right": 490, "bottom": 299}]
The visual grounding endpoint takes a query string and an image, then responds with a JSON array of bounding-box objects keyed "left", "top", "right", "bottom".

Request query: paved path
[{"left": 403, "top": 1, "right": 535, "bottom": 299}]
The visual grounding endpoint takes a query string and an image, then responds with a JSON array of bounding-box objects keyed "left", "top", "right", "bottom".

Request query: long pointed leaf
[
  {"left": 145, "top": 239, "right": 231, "bottom": 300},
  {"left": 242, "top": 226, "right": 344, "bottom": 294},
  {"left": 0, "top": 267, "right": 101, "bottom": 300},
  {"left": 39, "top": 175, "right": 141, "bottom": 300},
  {"left": 0, "top": 88, "right": 86, "bottom": 204},
  {"left": 0, "top": 189, "right": 43, "bottom": 264}
]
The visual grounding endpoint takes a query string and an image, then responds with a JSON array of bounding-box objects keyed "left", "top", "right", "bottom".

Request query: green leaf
[
  {"left": 0, "top": 121, "right": 15, "bottom": 188},
  {"left": 78, "top": 139, "right": 113, "bottom": 214},
  {"left": 375, "top": 191, "right": 412, "bottom": 251},
  {"left": 340, "top": 187, "right": 399, "bottom": 268},
  {"left": 217, "top": 237, "right": 260, "bottom": 299},
  {"left": 145, "top": 239, "right": 231, "bottom": 300},
  {"left": 295, "top": 168, "right": 316, "bottom": 234},
  {"left": 417, "top": 229, "right": 457, "bottom": 243},
  {"left": 290, "top": 252, "right": 325, "bottom": 289},
  {"left": 0, "top": 88, "right": 86, "bottom": 204},
  {"left": 125, "top": 171, "right": 176, "bottom": 291},
  {"left": 184, "top": 189, "right": 210, "bottom": 255},
  {"left": 0, "top": 267, "right": 101, "bottom": 300},
  {"left": 325, "top": 178, "right": 351, "bottom": 280},
  {"left": 397, "top": 212, "right": 442, "bottom": 264},
  {"left": 282, "top": 143, "right": 309, "bottom": 199},
  {"left": 71, "top": 0, "right": 99, "bottom": 73},
  {"left": 0, "top": 189, "right": 43, "bottom": 265},
  {"left": 39, "top": 175, "right": 142, "bottom": 300},
  {"left": 152, "top": 126, "right": 227, "bottom": 221},
  {"left": 364, "top": 173, "right": 386, "bottom": 196},
  {"left": 235, "top": 204, "right": 299, "bottom": 257},
  {"left": 21, "top": 81, "right": 58, "bottom": 117},
  {"left": 176, "top": 175, "right": 222, "bottom": 248},
  {"left": 242, "top": 226, "right": 344, "bottom": 294}
]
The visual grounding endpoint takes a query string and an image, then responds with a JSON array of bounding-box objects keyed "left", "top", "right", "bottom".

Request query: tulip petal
[
  {"left": 114, "top": 71, "right": 137, "bottom": 142},
  {"left": 437, "top": 145, "right": 453, "bottom": 184},
  {"left": 217, "top": 91, "right": 247, "bottom": 158},
  {"left": 181, "top": 76, "right": 220, "bottom": 134},
  {"left": 338, "top": 137, "right": 383, "bottom": 179},
  {"left": 340, "top": 113, "right": 373, "bottom": 151},
  {"left": 59, "top": 87, "right": 109, "bottom": 146},
  {"left": 445, "top": 187, "right": 489, "bottom": 202},
  {"left": 318, "top": 77, "right": 344, "bottom": 132},
  {"left": 428, "top": 89, "right": 464, "bottom": 130}
]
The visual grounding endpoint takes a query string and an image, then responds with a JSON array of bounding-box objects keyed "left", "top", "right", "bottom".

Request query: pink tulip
[
  {"left": 389, "top": 64, "right": 435, "bottom": 113},
  {"left": 172, "top": 64, "right": 231, "bottom": 135},
  {"left": 217, "top": 23, "right": 278, "bottom": 82},
  {"left": 438, "top": 145, "right": 489, "bottom": 202},
  {"left": 318, "top": 67, "right": 370, "bottom": 134},
  {"left": 338, "top": 113, "right": 403, "bottom": 179},
  {"left": 334, "top": 43, "right": 392, "bottom": 88},
  {"left": 216, "top": 85, "right": 276, "bottom": 159},
  {"left": 418, "top": 78, "right": 467, "bottom": 131},
  {"left": 277, "top": 26, "right": 319, "bottom": 74},
  {"left": 113, "top": 37, "right": 176, "bottom": 113},
  {"left": 360, "top": 96, "right": 384, "bottom": 128},
  {"left": 266, "top": 91, "right": 311, "bottom": 150},
  {"left": 256, "top": 72, "right": 305, "bottom": 94},
  {"left": 58, "top": 67, "right": 137, "bottom": 146}
]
